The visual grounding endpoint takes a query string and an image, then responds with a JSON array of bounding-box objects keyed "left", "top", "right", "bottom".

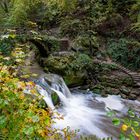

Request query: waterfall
[
  {"left": 34, "top": 74, "right": 140, "bottom": 139},
  {"left": 50, "top": 88, "right": 68, "bottom": 105},
  {"left": 34, "top": 74, "right": 115, "bottom": 138},
  {"left": 35, "top": 74, "right": 72, "bottom": 109},
  {"left": 36, "top": 85, "right": 55, "bottom": 110}
]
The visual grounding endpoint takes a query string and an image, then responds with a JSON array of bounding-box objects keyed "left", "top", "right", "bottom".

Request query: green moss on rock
[{"left": 43, "top": 53, "right": 92, "bottom": 87}]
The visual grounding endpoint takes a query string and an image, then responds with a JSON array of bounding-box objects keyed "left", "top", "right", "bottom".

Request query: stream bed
[
  {"left": 29, "top": 74, "right": 140, "bottom": 139},
  {"left": 23, "top": 52, "right": 140, "bottom": 139}
]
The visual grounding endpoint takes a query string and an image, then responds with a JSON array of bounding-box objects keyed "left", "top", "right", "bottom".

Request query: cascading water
[
  {"left": 33, "top": 74, "right": 140, "bottom": 139},
  {"left": 36, "top": 85, "right": 55, "bottom": 109}
]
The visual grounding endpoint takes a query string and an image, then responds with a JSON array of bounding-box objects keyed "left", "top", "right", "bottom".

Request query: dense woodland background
[{"left": 0, "top": 0, "right": 140, "bottom": 69}]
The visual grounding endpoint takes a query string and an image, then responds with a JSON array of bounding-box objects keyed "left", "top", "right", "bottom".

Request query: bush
[
  {"left": 68, "top": 53, "right": 93, "bottom": 72},
  {"left": 107, "top": 38, "right": 140, "bottom": 70},
  {"left": 0, "top": 35, "right": 78, "bottom": 139},
  {"left": 0, "top": 34, "right": 16, "bottom": 55},
  {"left": 0, "top": 47, "right": 52, "bottom": 139}
]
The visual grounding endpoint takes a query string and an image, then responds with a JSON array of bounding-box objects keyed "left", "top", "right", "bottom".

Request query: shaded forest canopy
[{"left": 0, "top": 0, "right": 140, "bottom": 69}]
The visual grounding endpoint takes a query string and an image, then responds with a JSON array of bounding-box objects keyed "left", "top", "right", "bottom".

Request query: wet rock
[
  {"left": 91, "top": 84, "right": 104, "bottom": 94},
  {"left": 121, "top": 94, "right": 127, "bottom": 99},
  {"left": 105, "top": 88, "right": 120, "bottom": 96},
  {"left": 105, "top": 87, "right": 112, "bottom": 95},
  {"left": 128, "top": 94, "right": 137, "bottom": 100},
  {"left": 64, "top": 73, "right": 86, "bottom": 87},
  {"left": 120, "top": 86, "right": 130, "bottom": 95},
  {"left": 137, "top": 96, "right": 140, "bottom": 101},
  {"left": 51, "top": 92, "right": 60, "bottom": 106},
  {"left": 43, "top": 53, "right": 74, "bottom": 74},
  {"left": 111, "top": 89, "right": 120, "bottom": 95},
  {"left": 131, "top": 90, "right": 140, "bottom": 96},
  {"left": 101, "top": 92, "right": 108, "bottom": 97}
]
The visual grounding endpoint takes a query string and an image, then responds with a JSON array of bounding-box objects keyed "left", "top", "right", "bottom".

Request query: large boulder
[{"left": 43, "top": 53, "right": 93, "bottom": 87}]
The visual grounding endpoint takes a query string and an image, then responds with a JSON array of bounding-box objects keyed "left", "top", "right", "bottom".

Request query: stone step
[
  {"left": 133, "top": 77, "right": 140, "bottom": 79},
  {"left": 115, "top": 64, "right": 140, "bottom": 85},
  {"left": 135, "top": 83, "right": 140, "bottom": 86},
  {"left": 133, "top": 75, "right": 140, "bottom": 77},
  {"left": 131, "top": 74, "right": 140, "bottom": 76},
  {"left": 132, "top": 75, "right": 140, "bottom": 77},
  {"left": 97, "top": 60, "right": 140, "bottom": 86},
  {"left": 134, "top": 80, "right": 140, "bottom": 82},
  {"left": 133, "top": 78, "right": 140, "bottom": 81}
]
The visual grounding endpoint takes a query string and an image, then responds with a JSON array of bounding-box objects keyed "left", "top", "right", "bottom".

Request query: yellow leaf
[
  {"left": 121, "top": 124, "right": 128, "bottom": 131},
  {"left": 19, "top": 94, "right": 25, "bottom": 100}
]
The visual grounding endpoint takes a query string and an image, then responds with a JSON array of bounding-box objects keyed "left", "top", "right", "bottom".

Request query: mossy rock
[
  {"left": 51, "top": 92, "right": 60, "bottom": 106},
  {"left": 40, "top": 35, "right": 61, "bottom": 52},
  {"left": 64, "top": 73, "right": 86, "bottom": 87},
  {"left": 122, "top": 77, "right": 133, "bottom": 86},
  {"left": 101, "top": 82, "right": 120, "bottom": 88},
  {"left": 43, "top": 53, "right": 93, "bottom": 87},
  {"left": 91, "top": 84, "right": 104, "bottom": 94},
  {"left": 43, "top": 53, "right": 74, "bottom": 75}
]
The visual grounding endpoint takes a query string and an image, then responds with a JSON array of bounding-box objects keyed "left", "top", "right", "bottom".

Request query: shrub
[
  {"left": 107, "top": 38, "right": 140, "bottom": 70},
  {"left": 0, "top": 34, "right": 16, "bottom": 55}
]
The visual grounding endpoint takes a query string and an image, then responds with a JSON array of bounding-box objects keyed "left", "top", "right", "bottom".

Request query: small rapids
[{"left": 29, "top": 74, "right": 140, "bottom": 139}]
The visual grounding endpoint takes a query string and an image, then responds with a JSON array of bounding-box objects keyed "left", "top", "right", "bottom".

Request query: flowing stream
[{"left": 28, "top": 74, "right": 140, "bottom": 139}]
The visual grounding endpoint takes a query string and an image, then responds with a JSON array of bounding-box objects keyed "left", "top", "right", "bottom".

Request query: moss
[
  {"left": 43, "top": 35, "right": 61, "bottom": 52},
  {"left": 99, "top": 76, "right": 121, "bottom": 87},
  {"left": 64, "top": 73, "right": 86, "bottom": 87},
  {"left": 101, "top": 82, "right": 120, "bottom": 88},
  {"left": 91, "top": 84, "right": 104, "bottom": 94},
  {"left": 44, "top": 54, "right": 74, "bottom": 75},
  {"left": 51, "top": 92, "right": 60, "bottom": 106},
  {"left": 43, "top": 53, "right": 92, "bottom": 87},
  {"left": 122, "top": 77, "right": 133, "bottom": 86}
]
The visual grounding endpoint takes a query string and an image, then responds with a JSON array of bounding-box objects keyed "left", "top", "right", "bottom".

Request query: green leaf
[
  {"left": 126, "top": 138, "right": 130, "bottom": 140},
  {"left": 0, "top": 116, "right": 7, "bottom": 129},
  {"left": 112, "top": 118, "right": 120, "bottom": 126},
  {"left": 128, "top": 134, "right": 135, "bottom": 140},
  {"left": 132, "top": 121, "right": 139, "bottom": 127},
  {"left": 23, "top": 127, "right": 34, "bottom": 135},
  {"left": 45, "top": 116, "right": 50, "bottom": 125},
  {"left": 32, "top": 115, "right": 39, "bottom": 123},
  {"left": 107, "top": 111, "right": 114, "bottom": 117},
  {"left": 128, "top": 110, "right": 135, "bottom": 118},
  {"left": 119, "top": 134, "right": 126, "bottom": 140},
  {"left": 27, "top": 111, "right": 34, "bottom": 117},
  {"left": 9, "top": 34, "right": 16, "bottom": 39}
]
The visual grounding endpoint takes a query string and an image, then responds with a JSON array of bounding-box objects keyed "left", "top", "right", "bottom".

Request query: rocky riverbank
[{"left": 25, "top": 37, "right": 140, "bottom": 101}]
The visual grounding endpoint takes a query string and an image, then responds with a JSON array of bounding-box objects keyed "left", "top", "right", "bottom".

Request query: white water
[
  {"left": 96, "top": 95, "right": 124, "bottom": 111},
  {"left": 52, "top": 92, "right": 107, "bottom": 138},
  {"left": 36, "top": 85, "right": 55, "bottom": 109},
  {"left": 35, "top": 74, "right": 140, "bottom": 139}
]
